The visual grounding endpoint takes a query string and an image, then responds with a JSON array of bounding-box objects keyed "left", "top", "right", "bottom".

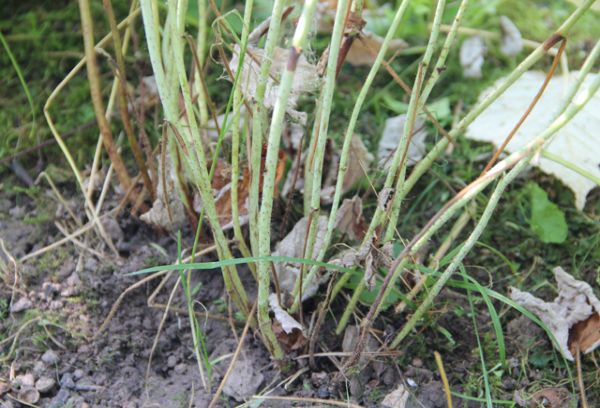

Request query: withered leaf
[
  {"left": 510, "top": 266, "right": 600, "bottom": 361},
  {"left": 334, "top": 196, "right": 368, "bottom": 242}
]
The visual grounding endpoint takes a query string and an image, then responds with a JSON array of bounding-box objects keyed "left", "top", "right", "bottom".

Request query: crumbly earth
[{"left": 0, "top": 178, "right": 578, "bottom": 407}]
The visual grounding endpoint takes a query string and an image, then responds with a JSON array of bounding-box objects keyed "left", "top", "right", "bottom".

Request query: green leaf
[
  {"left": 528, "top": 183, "right": 567, "bottom": 244},
  {"left": 344, "top": 272, "right": 401, "bottom": 311},
  {"left": 426, "top": 97, "right": 451, "bottom": 122}
]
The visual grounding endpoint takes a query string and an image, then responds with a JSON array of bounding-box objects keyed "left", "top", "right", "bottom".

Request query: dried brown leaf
[
  {"left": 510, "top": 266, "right": 600, "bottom": 361},
  {"left": 334, "top": 196, "right": 368, "bottom": 242}
]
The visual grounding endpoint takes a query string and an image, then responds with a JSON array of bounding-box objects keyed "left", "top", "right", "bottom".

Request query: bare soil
[{"left": 0, "top": 178, "right": 565, "bottom": 407}]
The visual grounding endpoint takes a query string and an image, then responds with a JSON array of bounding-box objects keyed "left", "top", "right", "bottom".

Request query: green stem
[
  {"left": 399, "top": 0, "right": 597, "bottom": 204},
  {"left": 256, "top": 0, "right": 319, "bottom": 360},
  {"left": 249, "top": 1, "right": 287, "bottom": 254},
  {"left": 292, "top": 0, "right": 350, "bottom": 307},
  {"left": 390, "top": 58, "right": 600, "bottom": 348},
  {"left": 230, "top": 0, "right": 256, "bottom": 276},
  {"left": 140, "top": 0, "right": 250, "bottom": 316},
  {"left": 293, "top": 0, "right": 413, "bottom": 310}
]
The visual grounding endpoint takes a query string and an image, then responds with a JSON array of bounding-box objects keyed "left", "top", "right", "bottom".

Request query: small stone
[
  {"left": 411, "top": 357, "right": 423, "bottom": 368},
  {"left": 77, "top": 345, "right": 90, "bottom": 354},
  {"left": 167, "top": 355, "right": 177, "bottom": 368},
  {"left": 36, "top": 377, "right": 56, "bottom": 393},
  {"left": 10, "top": 297, "right": 32, "bottom": 313},
  {"left": 48, "top": 388, "right": 70, "bottom": 408},
  {"left": 1, "top": 399, "right": 14, "bottom": 408},
  {"left": 73, "top": 369, "right": 85, "bottom": 381},
  {"left": 33, "top": 361, "right": 45, "bottom": 376},
  {"left": 0, "top": 381, "right": 10, "bottom": 395},
  {"left": 61, "top": 273, "right": 81, "bottom": 297},
  {"left": 311, "top": 372, "right": 328, "bottom": 387},
  {"left": 42, "top": 282, "right": 62, "bottom": 297},
  {"left": 60, "top": 373, "right": 75, "bottom": 389},
  {"left": 317, "top": 385, "right": 329, "bottom": 399},
  {"left": 502, "top": 377, "right": 517, "bottom": 391},
  {"left": 18, "top": 387, "right": 40, "bottom": 404},
  {"left": 15, "top": 373, "right": 35, "bottom": 388},
  {"left": 84, "top": 257, "right": 98, "bottom": 272},
  {"left": 41, "top": 349, "right": 60, "bottom": 365},
  {"left": 9, "top": 206, "right": 25, "bottom": 218},
  {"left": 57, "top": 259, "right": 75, "bottom": 279},
  {"left": 142, "top": 316, "right": 153, "bottom": 330},
  {"left": 49, "top": 300, "right": 63, "bottom": 310},
  {"left": 174, "top": 363, "right": 186, "bottom": 375}
]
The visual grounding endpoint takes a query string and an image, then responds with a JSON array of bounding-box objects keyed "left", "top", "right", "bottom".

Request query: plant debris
[
  {"left": 229, "top": 45, "right": 318, "bottom": 122},
  {"left": 510, "top": 266, "right": 600, "bottom": 361},
  {"left": 269, "top": 293, "right": 304, "bottom": 334},
  {"left": 272, "top": 216, "right": 329, "bottom": 300},
  {"left": 378, "top": 114, "right": 428, "bottom": 168},
  {"left": 140, "top": 154, "right": 187, "bottom": 231},
  {"left": 466, "top": 71, "right": 600, "bottom": 210},
  {"left": 460, "top": 36, "right": 486, "bottom": 78},
  {"left": 381, "top": 384, "right": 410, "bottom": 408},
  {"left": 334, "top": 196, "right": 368, "bottom": 242},
  {"left": 499, "top": 16, "right": 523, "bottom": 57}
]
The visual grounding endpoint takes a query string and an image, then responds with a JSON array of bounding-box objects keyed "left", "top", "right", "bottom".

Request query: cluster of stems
[{"left": 130, "top": 0, "right": 599, "bottom": 366}]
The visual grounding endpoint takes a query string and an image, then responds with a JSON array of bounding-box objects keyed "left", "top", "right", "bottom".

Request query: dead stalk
[{"left": 78, "top": 0, "right": 136, "bottom": 204}]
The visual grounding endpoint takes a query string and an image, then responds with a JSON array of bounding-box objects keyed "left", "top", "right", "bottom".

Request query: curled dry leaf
[
  {"left": 329, "top": 240, "right": 393, "bottom": 290},
  {"left": 316, "top": 1, "right": 407, "bottom": 67},
  {"left": 460, "top": 36, "right": 486, "bottom": 79},
  {"left": 510, "top": 267, "right": 600, "bottom": 361},
  {"left": 499, "top": 16, "right": 523, "bottom": 57},
  {"left": 381, "top": 384, "right": 410, "bottom": 408},
  {"left": 334, "top": 196, "right": 368, "bottom": 242},
  {"left": 272, "top": 216, "right": 329, "bottom": 300},
  {"left": 140, "top": 153, "right": 187, "bottom": 231},
  {"left": 229, "top": 44, "right": 319, "bottom": 122},
  {"left": 466, "top": 71, "right": 600, "bottom": 210},
  {"left": 321, "top": 135, "right": 374, "bottom": 203},
  {"left": 347, "top": 32, "right": 408, "bottom": 67},
  {"left": 194, "top": 149, "right": 286, "bottom": 230},
  {"left": 514, "top": 387, "right": 572, "bottom": 408},
  {"left": 378, "top": 114, "right": 428, "bottom": 169},
  {"left": 269, "top": 293, "right": 303, "bottom": 334}
]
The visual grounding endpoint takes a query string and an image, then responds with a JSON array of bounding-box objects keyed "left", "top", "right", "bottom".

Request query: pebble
[
  {"left": 49, "top": 388, "right": 70, "bottom": 408},
  {"left": 0, "top": 381, "right": 10, "bottom": 395},
  {"left": 9, "top": 206, "right": 25, "bottom": 218},
  {"left": 61, "top": 273, "right": 82, "bottom": 297},
  {"left": 167, "top": 355, "right": 177, "bottom": 368},
  {"left": 49, "top": 300, "right": 63, "bottom": 310},
  {"left": 60, "top": 373, "right": 75, "bottom": 389},
  {"left": 73, "top": 369, "right": 85, "bottom": 381},
  {"left": 1, "top": 399, "right": 14, "bottom": 408},
  {"left": 174, "top": 363, "right": 186, "bottom": 375},
  {"left": 41, "top": 349, "right": 60, "bottom": 365},
  {"left": 33, "top": 361, "right": 45, "bottom": 376},
  {"left": 15, "top": 373, "right": 35, "bottom": 388},
  {"left": 77, "top": 345, "right": 90, "bottom": 354},
  {"left": 10, "top": 297, "right": 32, "bottom": 313},
  {"left": 317, "top": 385, "right": 330, "bottom": 399},
  {"left": 411, "top": 357, "right": 423, "bottom": 368},
  {"left": 17, "top": 387, "right": 40, "bottom": 404},
  {"left": 36, "top": 377, "right": 56, "bottom": 393}
]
